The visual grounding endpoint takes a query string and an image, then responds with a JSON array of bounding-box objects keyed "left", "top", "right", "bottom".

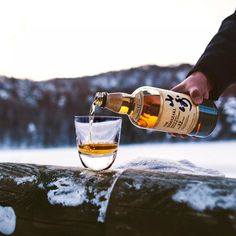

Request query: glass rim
[{"left": 74, "top": 115, "right": 122, "bottom": 120}]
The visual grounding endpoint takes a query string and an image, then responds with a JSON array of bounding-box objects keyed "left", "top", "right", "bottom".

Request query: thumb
[{"left": 190, "top": 89, "right": 203, "bottom": 105}]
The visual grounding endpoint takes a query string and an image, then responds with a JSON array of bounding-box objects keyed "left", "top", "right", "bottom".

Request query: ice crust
[
  {"left": 116, "top": 158, "right": 224, "bottom": 177},
  {"left": 46, "top": 171, "right": 121, "bottom": 223},
  {"left": 173, "top": 182, "right": 236, "bottom": 211},
  {"left": 0, "top": 206, "right": 16, "bottom": 235}
]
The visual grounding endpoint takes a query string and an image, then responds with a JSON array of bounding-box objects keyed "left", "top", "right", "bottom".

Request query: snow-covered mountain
[{"left": 0, "top": 64, "right": 235, "bottom": 147}]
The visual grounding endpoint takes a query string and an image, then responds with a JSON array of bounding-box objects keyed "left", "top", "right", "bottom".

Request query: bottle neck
[{"left": 95, "top": 92, "right": 133, "bottom": 114}]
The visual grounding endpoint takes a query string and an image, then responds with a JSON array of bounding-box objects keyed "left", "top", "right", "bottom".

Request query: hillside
[{"left": 0, "top": 64, "right": 235, "bottom": 147}]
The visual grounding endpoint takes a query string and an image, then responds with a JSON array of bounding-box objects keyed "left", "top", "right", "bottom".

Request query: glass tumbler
[{"left": 74, "top": 116, "right": 122, "bottom": 171}]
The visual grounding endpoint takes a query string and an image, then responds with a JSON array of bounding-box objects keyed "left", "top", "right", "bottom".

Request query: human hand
[
  {"left": 169, "top": 71, "right": 212, "bottom": 138},
  {"left": 171, "top": 71, "right": 212, "bottom": 105}
]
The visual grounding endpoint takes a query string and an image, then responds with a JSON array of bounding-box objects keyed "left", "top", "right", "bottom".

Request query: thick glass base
[{"left": 79, "top": 152, "right": 117, "bottom": 171}]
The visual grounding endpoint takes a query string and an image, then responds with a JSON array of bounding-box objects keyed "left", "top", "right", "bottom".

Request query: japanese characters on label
[{"left": 157, "top": 90, "right": 197, "bottom": 134}]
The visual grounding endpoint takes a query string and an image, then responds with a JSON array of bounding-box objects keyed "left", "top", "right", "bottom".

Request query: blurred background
[{"left": 0, "top": 0, "right": 235, "bottom": 148}]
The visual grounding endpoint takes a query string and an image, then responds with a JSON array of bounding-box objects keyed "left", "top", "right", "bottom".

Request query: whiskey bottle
[{"left": 94, "top": 86, "right": 218, "bottom": 137}]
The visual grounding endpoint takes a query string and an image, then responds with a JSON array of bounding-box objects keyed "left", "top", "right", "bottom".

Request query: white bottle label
[{"left": 156, "top": 89, "right": 199, "bottom": 134}]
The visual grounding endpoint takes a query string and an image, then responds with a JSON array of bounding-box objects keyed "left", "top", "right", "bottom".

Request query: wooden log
[
  {"left": 0, "top": 163, "right": 236, "bottom": 236},
  {"left": 0, "top": 163, "right": 117, "bottom": 236},
  {"left": 106, "top": 169, "right": 236, "bottom": 236}
]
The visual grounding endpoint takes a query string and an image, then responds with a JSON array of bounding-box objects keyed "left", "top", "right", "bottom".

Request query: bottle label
[{"left": 155, "top": 89, "right": 199, "bottom": 134}]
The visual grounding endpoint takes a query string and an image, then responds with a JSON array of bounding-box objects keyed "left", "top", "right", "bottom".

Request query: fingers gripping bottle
[{"left": 94, "top": 86, "right": 218, "bottom": 137}]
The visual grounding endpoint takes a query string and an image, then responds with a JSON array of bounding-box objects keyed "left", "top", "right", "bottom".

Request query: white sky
[{"left": 0, "top": 0, "right": 235, "bottom": 80}]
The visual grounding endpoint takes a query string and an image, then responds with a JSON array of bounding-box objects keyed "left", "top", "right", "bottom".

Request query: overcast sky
[{"left": 0, "top": 0, "right": 235, "bottom": 80}]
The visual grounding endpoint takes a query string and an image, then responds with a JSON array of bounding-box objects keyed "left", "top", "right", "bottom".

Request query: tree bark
[{"left": 0, "top": 163, "right": 236, "bottom": 236}]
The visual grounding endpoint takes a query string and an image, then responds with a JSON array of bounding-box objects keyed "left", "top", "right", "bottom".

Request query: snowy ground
[{"left": 0, "top": 141, "right": 235, "bottom": 178}]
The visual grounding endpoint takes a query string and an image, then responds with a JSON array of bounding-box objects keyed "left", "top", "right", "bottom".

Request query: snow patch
[
  {"left": 133, "top": 180, "right": 142, "bottom": 190},
  {"left": 0, "top": 90, "right": 10, "bottom": 100},
  {"left": 47, "top": 177, "right": 88, "bottom": 206},
  {"left": 223, "top": 97, "right": 236, "bottom": 132},
  {"left": 116, "top": 158, "right": 224, "bottom": 177},
  {"left": 172, "top": 182, "right": 236, "bottom": 211},
  {"left": 37, "top": 183, "right": 45, "bottom": 189},
  {"left": 27, "top": 123, "right": 37, "bottom": 134},
  {"left": 58, "top": 96, "right": 67, "bottom": 107},
  {"left": 91, "top": 171, "right": 121, "bottom": 223},
  {"left": 176, "top": 70, "right": 187, "bottom": 82},
  {"left": 0, "top": 206, "right": 16, "bottom": 235},
  {"left": 125, "top": 179, "right": 142, "bottom": 190},
  {"left": 0, "top": 175, "right": 37, "bottom": 185},
  {"left": 13, "top": 175, "right": 37, "bottom": 185},
  {"left": 91, "top": 189, "right": 112, "bottom": 222},
  {"left": 46, "top": 171, "right": 122, "bottom": 223}
]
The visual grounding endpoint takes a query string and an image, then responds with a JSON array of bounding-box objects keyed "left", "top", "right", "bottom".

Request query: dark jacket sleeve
[{"left": 188, "top": 10, "right": 236, "bottom": 100}]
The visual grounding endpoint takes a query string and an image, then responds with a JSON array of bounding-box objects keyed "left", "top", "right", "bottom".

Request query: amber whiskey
[
  {"left": 78, "top": 143, "right": 118, "bottom": 155},
  {"left": 94, "top": 86, "right": 218, "bottom": 137}
]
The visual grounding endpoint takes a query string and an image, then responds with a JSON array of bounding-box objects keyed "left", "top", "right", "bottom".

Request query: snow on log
[{"left": 0, "top": 163, "right": 236, "bottom": 236}]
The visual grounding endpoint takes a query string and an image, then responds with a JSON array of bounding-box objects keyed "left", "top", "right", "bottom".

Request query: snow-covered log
[{"left": 0, "top": 163, "right": 236, "bottom": 236}]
